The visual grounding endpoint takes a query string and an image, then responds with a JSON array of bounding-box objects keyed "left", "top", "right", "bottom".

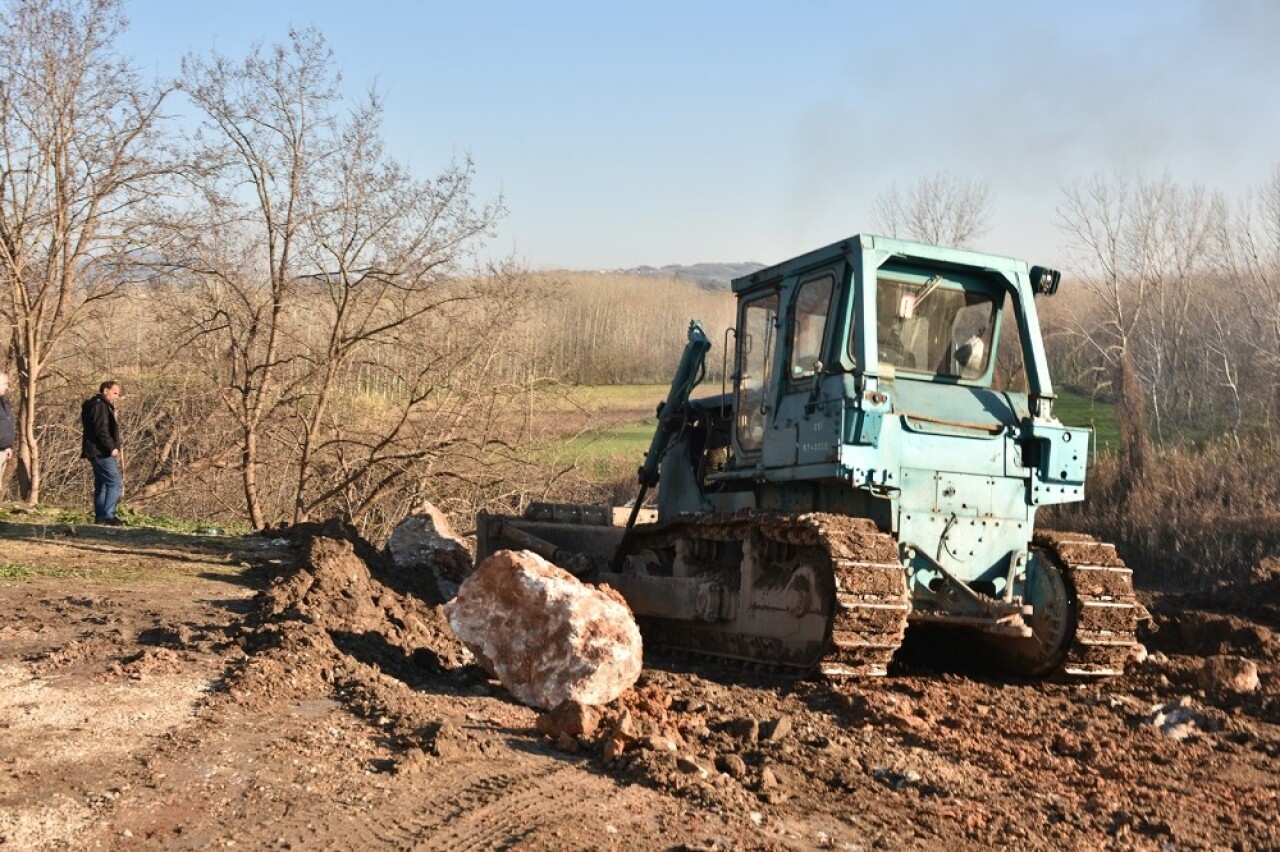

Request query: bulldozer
[{"left": 477, "top": 234, "right": 1142, "bottom": 679}]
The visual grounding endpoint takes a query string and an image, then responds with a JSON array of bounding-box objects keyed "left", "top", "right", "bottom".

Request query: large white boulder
[{"left": 445, "top": 549, "right": 643, "bottom": 710}]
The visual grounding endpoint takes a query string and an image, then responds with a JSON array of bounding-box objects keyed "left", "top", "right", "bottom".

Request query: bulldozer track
[
  {"left": 625, "top": 512, "right": 910, "bottom": 678},
  {"left": 1035, "top": 530, "right": 1144, "bottom": 678}
]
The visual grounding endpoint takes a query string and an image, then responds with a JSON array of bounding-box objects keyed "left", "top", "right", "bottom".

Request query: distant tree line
[{"left": 503, "top": 272, "right": 735, "bottom": 386}]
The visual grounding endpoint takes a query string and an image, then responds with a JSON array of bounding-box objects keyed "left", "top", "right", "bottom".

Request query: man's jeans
[{"left": 90, "top": 455, "right": 122, "bottom": 521}]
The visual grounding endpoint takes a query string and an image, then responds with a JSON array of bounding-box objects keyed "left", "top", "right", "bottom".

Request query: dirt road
[{"left": 1, "top": 515, "right": 1277, "bottom": 850}]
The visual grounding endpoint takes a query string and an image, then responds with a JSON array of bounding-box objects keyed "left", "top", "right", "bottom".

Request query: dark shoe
[{"left": 96, "top": 517, "right": 125, "bottom": 526}]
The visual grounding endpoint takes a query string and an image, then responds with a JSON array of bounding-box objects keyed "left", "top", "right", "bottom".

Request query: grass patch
[
  {"left": 561, "top": 419, "right": 655, "bottom": 464},
  {"left": 523, "top": 386, "right": 667, "bottom": 475},
  {"left": 1054, "top": 390, "right": 1120, "bottom": 453},
  {"left": 0, "top": 555, "right": 239, "bottom": 583},
  {"left": 2, "top": 503, "right": 248, "bottom": 537},
  {"left": 558, "top": 384, "right": 669, "bottom": 411},
  {"left": 116, "top": 506, "right": 250, "bottom": 536},
  {"left": 0, "top": 561, "right": 154, "bottom": 582},
  {"left": 0, "top": 562, "right": 90, "bottom": 580}
]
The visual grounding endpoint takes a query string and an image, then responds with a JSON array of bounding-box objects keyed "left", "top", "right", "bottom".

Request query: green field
[
  {"left": 560, "top": 418, "right": 656, "bottom": 458},
  {"left": 553, "top": 383, "right": 670, "bottom": 412},
  {"left": 1053, "top": 390, "right": 1120, "bottom": 453},
  {"left": 553, "top": 385, "right": 1121, "bottom": 469}
]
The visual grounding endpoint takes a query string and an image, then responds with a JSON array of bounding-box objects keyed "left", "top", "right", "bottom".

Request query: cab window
[
  {"left": 735, "top": 292, "right": 779, "bottom": 453},
  {"left": 788, "top": 275, "right": 833, "bottom": 381},
  {"left": 875, "top": 276, "right": 997, "bottom": 381}
]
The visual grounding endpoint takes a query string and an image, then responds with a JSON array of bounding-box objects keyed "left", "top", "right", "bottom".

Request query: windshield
[{"left": 875, "top": 277, "right": 997, "bottom": 381}]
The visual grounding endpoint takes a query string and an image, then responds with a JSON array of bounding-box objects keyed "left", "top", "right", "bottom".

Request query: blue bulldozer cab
[{"left": 663, "top": 233, "right": 1084, "bottom": 510}]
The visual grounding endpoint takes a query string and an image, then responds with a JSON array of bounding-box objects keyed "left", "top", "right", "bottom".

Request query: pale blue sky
[{"left": 118, "top": 0, "right": 1280, "bottom": 271}]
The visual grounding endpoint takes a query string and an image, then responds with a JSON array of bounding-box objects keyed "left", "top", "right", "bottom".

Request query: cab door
[
  {"left": 766, "top": 271, "right": 840, "bottom": 468},
  {"left": 733, "top": 290, "right": 780, "bottom": 460}
]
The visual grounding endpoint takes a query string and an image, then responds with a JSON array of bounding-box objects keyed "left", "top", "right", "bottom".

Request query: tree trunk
[
  {"left": 1117, "top": 347, "right": 1151, "bottom": 491},
  {"left": 242, "top": 426, "right": 264, "bottom": 529},
  {"left": 15, "top": 361, "right": 41, "bottom": 505}
]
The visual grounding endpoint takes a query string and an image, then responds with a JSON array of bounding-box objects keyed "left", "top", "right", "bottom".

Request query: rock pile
[
  {"left": 386, "top": 502, "right": 474, "bottom": 600},
  {"left": 532, "top": 675, "right": 804, "bottom": 809}
]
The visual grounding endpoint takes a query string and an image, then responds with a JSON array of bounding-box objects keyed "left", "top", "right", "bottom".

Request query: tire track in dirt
[
  {"left": 247, "top": 753, "right": 629, "bottom": 850},
  {"left": 415, "top": 761, "right": 586, "bottom": 850}
]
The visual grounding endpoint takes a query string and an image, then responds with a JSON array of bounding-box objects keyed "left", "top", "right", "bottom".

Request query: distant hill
[{"left": 619, "top": 262, "right": 766, "bottom": 291}]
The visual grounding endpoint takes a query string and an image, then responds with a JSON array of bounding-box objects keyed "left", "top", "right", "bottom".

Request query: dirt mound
[
  {"left": 1144, "top": 555, "right": 1280, "bottom": 671},
  {"left": 223, "top": 533, "right": 472, "bottom": 715},
  {"left": 1148, "top": 610, "right": 1277, "bottom": 660}
]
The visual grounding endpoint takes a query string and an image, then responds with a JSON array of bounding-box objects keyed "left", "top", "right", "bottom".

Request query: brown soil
[{"left": 2, "top": 514, "right": 1278, "bottom": 850}]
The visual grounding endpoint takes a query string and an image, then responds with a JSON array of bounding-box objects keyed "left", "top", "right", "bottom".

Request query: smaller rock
[
  {"left": 639, "top": 735, "right": 678, "bottom": 753},
  {"left": 728, "top": 717, "right": 759, "bottom": 743},
  {"left": 759, "top": 767, "right": 778, "bottom": 789},
  {"left": 760, "top": 715, "right": 792, "bottom": 743},
  {"left": 602, "top": 737, "right": 627, "bottom": 762},
  {"left": 676, "top": 756, "right": 709, "bottom": 777},
  {"left": 716, "top": 753, "right": 748, "bottom": 779},
  {"left": 387, "top": 503, "right": 474, "bottom": 600},
  {"left": 611, "top": 709, "right": 637, "bottom": 741},
  {"left": 871, "top": 766, "right": 922, "bottom": 790},
  {"left": 1198, "top": 655, "right": 1260, "bottom": 695},
  {"left": 656, "top": 725, "right": 685, "bottom": 747},
  {"left": 424, "top": 722, "right": 461, "bottom": 758},
  {"left": 537, "top": 699, "right": 601, "bottom": 739},
  {"left": 1146, "top": 699, "right": 1206, "bottom": 741},
  {"left": 554, "top": 732, "right": 580, "bottom": 754},
  {"left": 887, "top": 711, "right": 928, "bottom": 733}
]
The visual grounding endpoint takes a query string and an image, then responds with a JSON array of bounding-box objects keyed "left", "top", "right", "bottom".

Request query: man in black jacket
[
  {"left": 81, "top": 380, "right": 124, "bottom": 525},
  {"left": 0, "top": 372, "right": 14, "bottom": 495}
]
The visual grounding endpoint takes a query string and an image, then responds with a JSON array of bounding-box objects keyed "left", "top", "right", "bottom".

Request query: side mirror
[{"left": 1030, "top": 266, "right": 1061, "bottom": 296}]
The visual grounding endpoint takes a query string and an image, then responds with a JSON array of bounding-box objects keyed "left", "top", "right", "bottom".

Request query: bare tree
[
  {"left": 1210, "top": 165, "right": 1280, "bottom": 429},
  {"left": 872, "top": 172, "right": 993, "bottom": 247},
  {"left": 1057, "top": 173, "right": 1162, "bottom": 476},
  {"left": 1056, "top": 172, "right": 1223, "bottom": 473},
  {"left": 174, "top": 28, "right": 504, "bottom": 528},
  {"left": 0, "top": 0, "right": 168, "bottom": 503}
]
